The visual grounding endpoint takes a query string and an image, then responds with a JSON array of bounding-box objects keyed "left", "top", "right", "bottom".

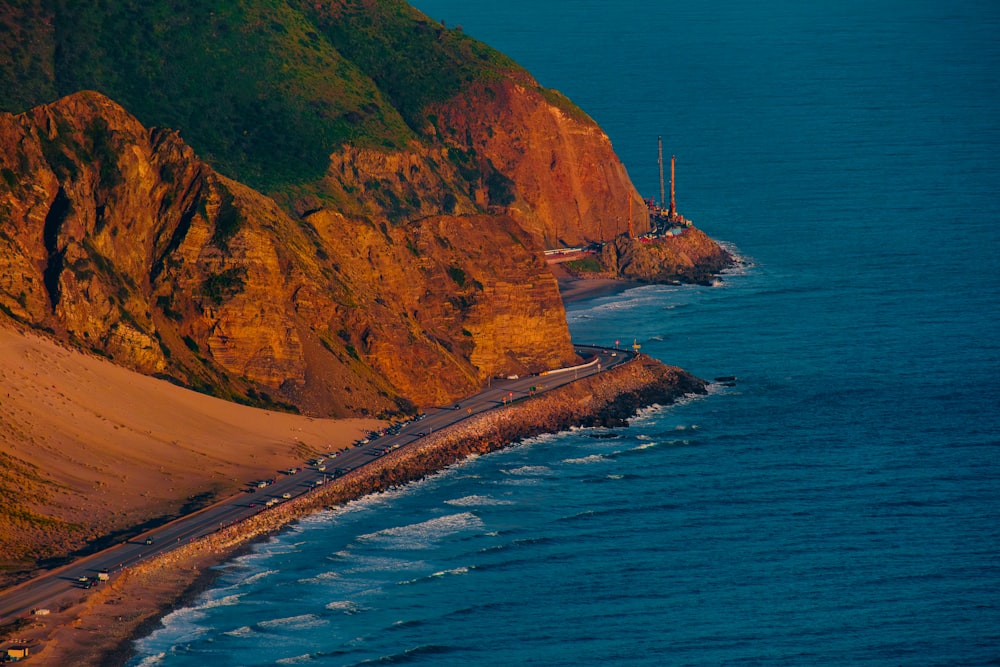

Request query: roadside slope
[{"left": 0, "top": 324, "right": 380, "bottom": 586}]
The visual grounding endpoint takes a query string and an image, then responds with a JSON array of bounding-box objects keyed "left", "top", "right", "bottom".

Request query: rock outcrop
[
  {"left": 430, "top": 80, "right": 652, "bottom": 248},
  {"left": 598, "top": 228, "right": 735, "bottom": 285},
  {"left": 0, "top": 92, "right": 577, "bottom": 415}
]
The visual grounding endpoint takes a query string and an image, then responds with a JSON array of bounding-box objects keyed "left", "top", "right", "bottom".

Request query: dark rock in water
[{"left": 714, "top": 375, "right": 738, "bottom": 383}]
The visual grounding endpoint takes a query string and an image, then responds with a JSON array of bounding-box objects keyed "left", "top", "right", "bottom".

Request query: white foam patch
[
  {"left": 257, "top": 613, "right": 327, "bottom": 631},
  {"left": 325, "top": 600, "right": 364, "bottom": 614},
  {"left": 198, "top": 593, "right": 244, "bottom": 609},
  {"left": 496, "top": 477, "right": 541, "bottom": 487},
  {"left": 298, "top": 570, "right": 341, "bottom": 584},
  {"left": 445, "top": 495, "right": 514, "bottom": 507},
  {"left": 562, "top": 454, "right": 607, "bottom": 464},
  {"left": 239, "top": 569, "right": 278, "bottom": 587},
  {"left": 133, "top": 653, "right": 167, "bottom": 667},
  {"left": 132, "top": 605, "right": 212, "bottom": 654},
  {"left": 398, "top": 566, "right": 472, "bottom": 586},
  {"left": 222, "top": 625, "right": 258, "bottom": 638},
  {"left": 276, "top": 654, "right": 314, "bottom": 664},
  {"left": 631, "top": 441, "right": 658, "bottom": 451},
  {"left": 341, "top": 553, "right": 425, "bottom": 573},
  {"left": 502, "top": 465, "right": 551, "bottom": 476},
  {"left": 356, "top": 512, "right": 484, "bottom": 550}
]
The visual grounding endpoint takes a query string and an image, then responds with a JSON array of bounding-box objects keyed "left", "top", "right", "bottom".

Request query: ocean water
[{"left": 129, "top": 2, "right": 1000, "bottom": 665}]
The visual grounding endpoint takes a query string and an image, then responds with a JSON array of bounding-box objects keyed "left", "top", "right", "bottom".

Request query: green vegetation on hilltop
[
  {"left": 0, "top": 0, "right": 537, "bottom": 194},
  {"left": 303, "top": 0, "right": 527, "bottom": 131},
  {"left": 43, "top": 0, "right": 417, "bottom": 191}
]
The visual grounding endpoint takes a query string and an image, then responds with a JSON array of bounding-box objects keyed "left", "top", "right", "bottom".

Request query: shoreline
[
  {"left": 551, "top": 264, "right": 641, "bottom": 305},
  {"left": 10, "top": 354, "right": 706, "bottom": 665}
]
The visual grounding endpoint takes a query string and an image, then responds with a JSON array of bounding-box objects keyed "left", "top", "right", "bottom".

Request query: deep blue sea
[{"left": 130, "top": 2, "right": 1000, "bottom": 664}]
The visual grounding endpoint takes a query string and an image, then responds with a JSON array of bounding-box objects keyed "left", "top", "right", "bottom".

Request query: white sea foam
[
  {"left": 239, "top": 568, "right": 278, "bottom": 587},
  {"left": 562, "top": 454, "right": 607, "bottom": 464},
  {"left": 340, "top": 553, "right": 421, "bottom": 573},
  {"left": 257, "top": 613, "right": 327, "bottom": 631},
  {"left": 198, "top": 593, "right": 244, "bottom": 609},
  {"left": 717, "top": 239, "right": 754, "bottom": 273},
  {"left": 631, "top": 441, "right": 658, "bottom": 451},
  {"left": 515, "top": 432, "right": 561, "bottom": 448},
  {"left": 133, "top": 652, "right": 167, "bottom": 667},
  {"left": 132, "top": 605, "right": 211, "bottom": 656},
  {"left": 325, "top": 600, "right": 364, "bottom": 614},
  {"left": 298, "top": 570, "right": 341, "bottom": 584},
  {"left": 222, "top": 625, "right": 258, "bottom": 638},
  {"left": 445, "top": 494, "right": 514, "bottom": 507},
  {"left": 496, "top": 477, "right": 541, "bottom": 487},
  {"left": 356, "top": 512, "right": 484, "bottom": 550},
  {"left": 276, "top": 654, "right": 314, "bottom": 664},
  {"left": 502, "top": 465, "right": 551, "bottom": 476},
  {"left": 398, "top": 565, "right": 472, "bottom": 586}
]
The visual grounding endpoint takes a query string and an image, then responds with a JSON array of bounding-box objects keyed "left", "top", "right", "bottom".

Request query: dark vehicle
[{"left": 144, "top": 537, "right": 154, "bottom": 545}]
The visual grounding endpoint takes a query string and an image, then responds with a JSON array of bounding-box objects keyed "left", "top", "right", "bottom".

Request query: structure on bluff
[{"left": 646, "top": 136, "right": 692, "bottom": 234}]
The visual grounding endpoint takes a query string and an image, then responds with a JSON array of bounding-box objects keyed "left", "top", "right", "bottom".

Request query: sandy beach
[{"left": 550, "top": 263, "right": 639, "bottom": 304}]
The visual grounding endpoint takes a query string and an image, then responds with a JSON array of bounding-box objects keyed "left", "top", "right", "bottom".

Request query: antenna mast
[
  {"left": 657, "top": 136, "right": 666, "bottom": 210},
  {"left": 669, "top": 155, "right": 677, "bottom": 219}
]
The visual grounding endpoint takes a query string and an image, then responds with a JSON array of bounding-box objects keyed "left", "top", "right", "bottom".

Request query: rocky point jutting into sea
[{"left": 0, "top": 2, "right": 732, "bottom": 662}]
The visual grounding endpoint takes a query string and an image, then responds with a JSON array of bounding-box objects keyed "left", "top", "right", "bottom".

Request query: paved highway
[{"left": 0, "top": 345, "right": 632, "bottom": 623}]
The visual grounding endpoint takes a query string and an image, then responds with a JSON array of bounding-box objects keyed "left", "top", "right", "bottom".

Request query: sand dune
[{"left": 0, "top": 325, "right": 380, "bottom": 579}]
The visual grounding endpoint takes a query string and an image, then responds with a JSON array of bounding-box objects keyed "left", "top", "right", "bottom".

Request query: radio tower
[
  {"left": 657, "top": 136, "right": 666, "bottom": 210},
  {"left": 669, "top": 155, "right": 677, "bottom": 220}
]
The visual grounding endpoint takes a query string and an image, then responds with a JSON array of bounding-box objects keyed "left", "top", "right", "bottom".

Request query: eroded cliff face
[
  {"left": 431, "top": 80, "right": 653, "bottom": 248},
  {"left": 311, "top": 79, "right": 653, "bottom": 251},
  {"left": 0, "top": 92, "right": 578, "bottom": 415}
]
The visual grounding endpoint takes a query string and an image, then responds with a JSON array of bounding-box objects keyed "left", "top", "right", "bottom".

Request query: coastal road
[{"left": 0, "top": 345, "right": 632, "bottom": 624}]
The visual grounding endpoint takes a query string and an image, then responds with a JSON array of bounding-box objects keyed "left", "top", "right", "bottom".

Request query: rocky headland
[{"left": 0, "top": 2, "right": 733, "bottom": 658}]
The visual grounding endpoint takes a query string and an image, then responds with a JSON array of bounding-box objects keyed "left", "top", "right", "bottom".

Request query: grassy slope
[
  {"left": 0, "top": 0, "right": 567, "bottom": 195},
  {"left": 47, "top": 0, "right": 416, "bottom": 191}
]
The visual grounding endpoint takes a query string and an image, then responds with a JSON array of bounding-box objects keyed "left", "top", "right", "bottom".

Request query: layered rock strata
[{"left": 0, "top": 92, "right": 578, "bottom": 415}]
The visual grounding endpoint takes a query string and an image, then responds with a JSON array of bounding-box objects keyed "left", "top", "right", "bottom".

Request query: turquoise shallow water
[{"left": 130, "top": 2, "right": 1000, "bottom": 664}]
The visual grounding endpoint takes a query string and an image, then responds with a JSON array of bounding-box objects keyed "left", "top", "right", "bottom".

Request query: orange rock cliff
[
  {"left": 1, "top": 92, "right": 584, "bottom": 416},
  {"left": 0, "top": 3, "right": 732, "bottom": 418}
]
